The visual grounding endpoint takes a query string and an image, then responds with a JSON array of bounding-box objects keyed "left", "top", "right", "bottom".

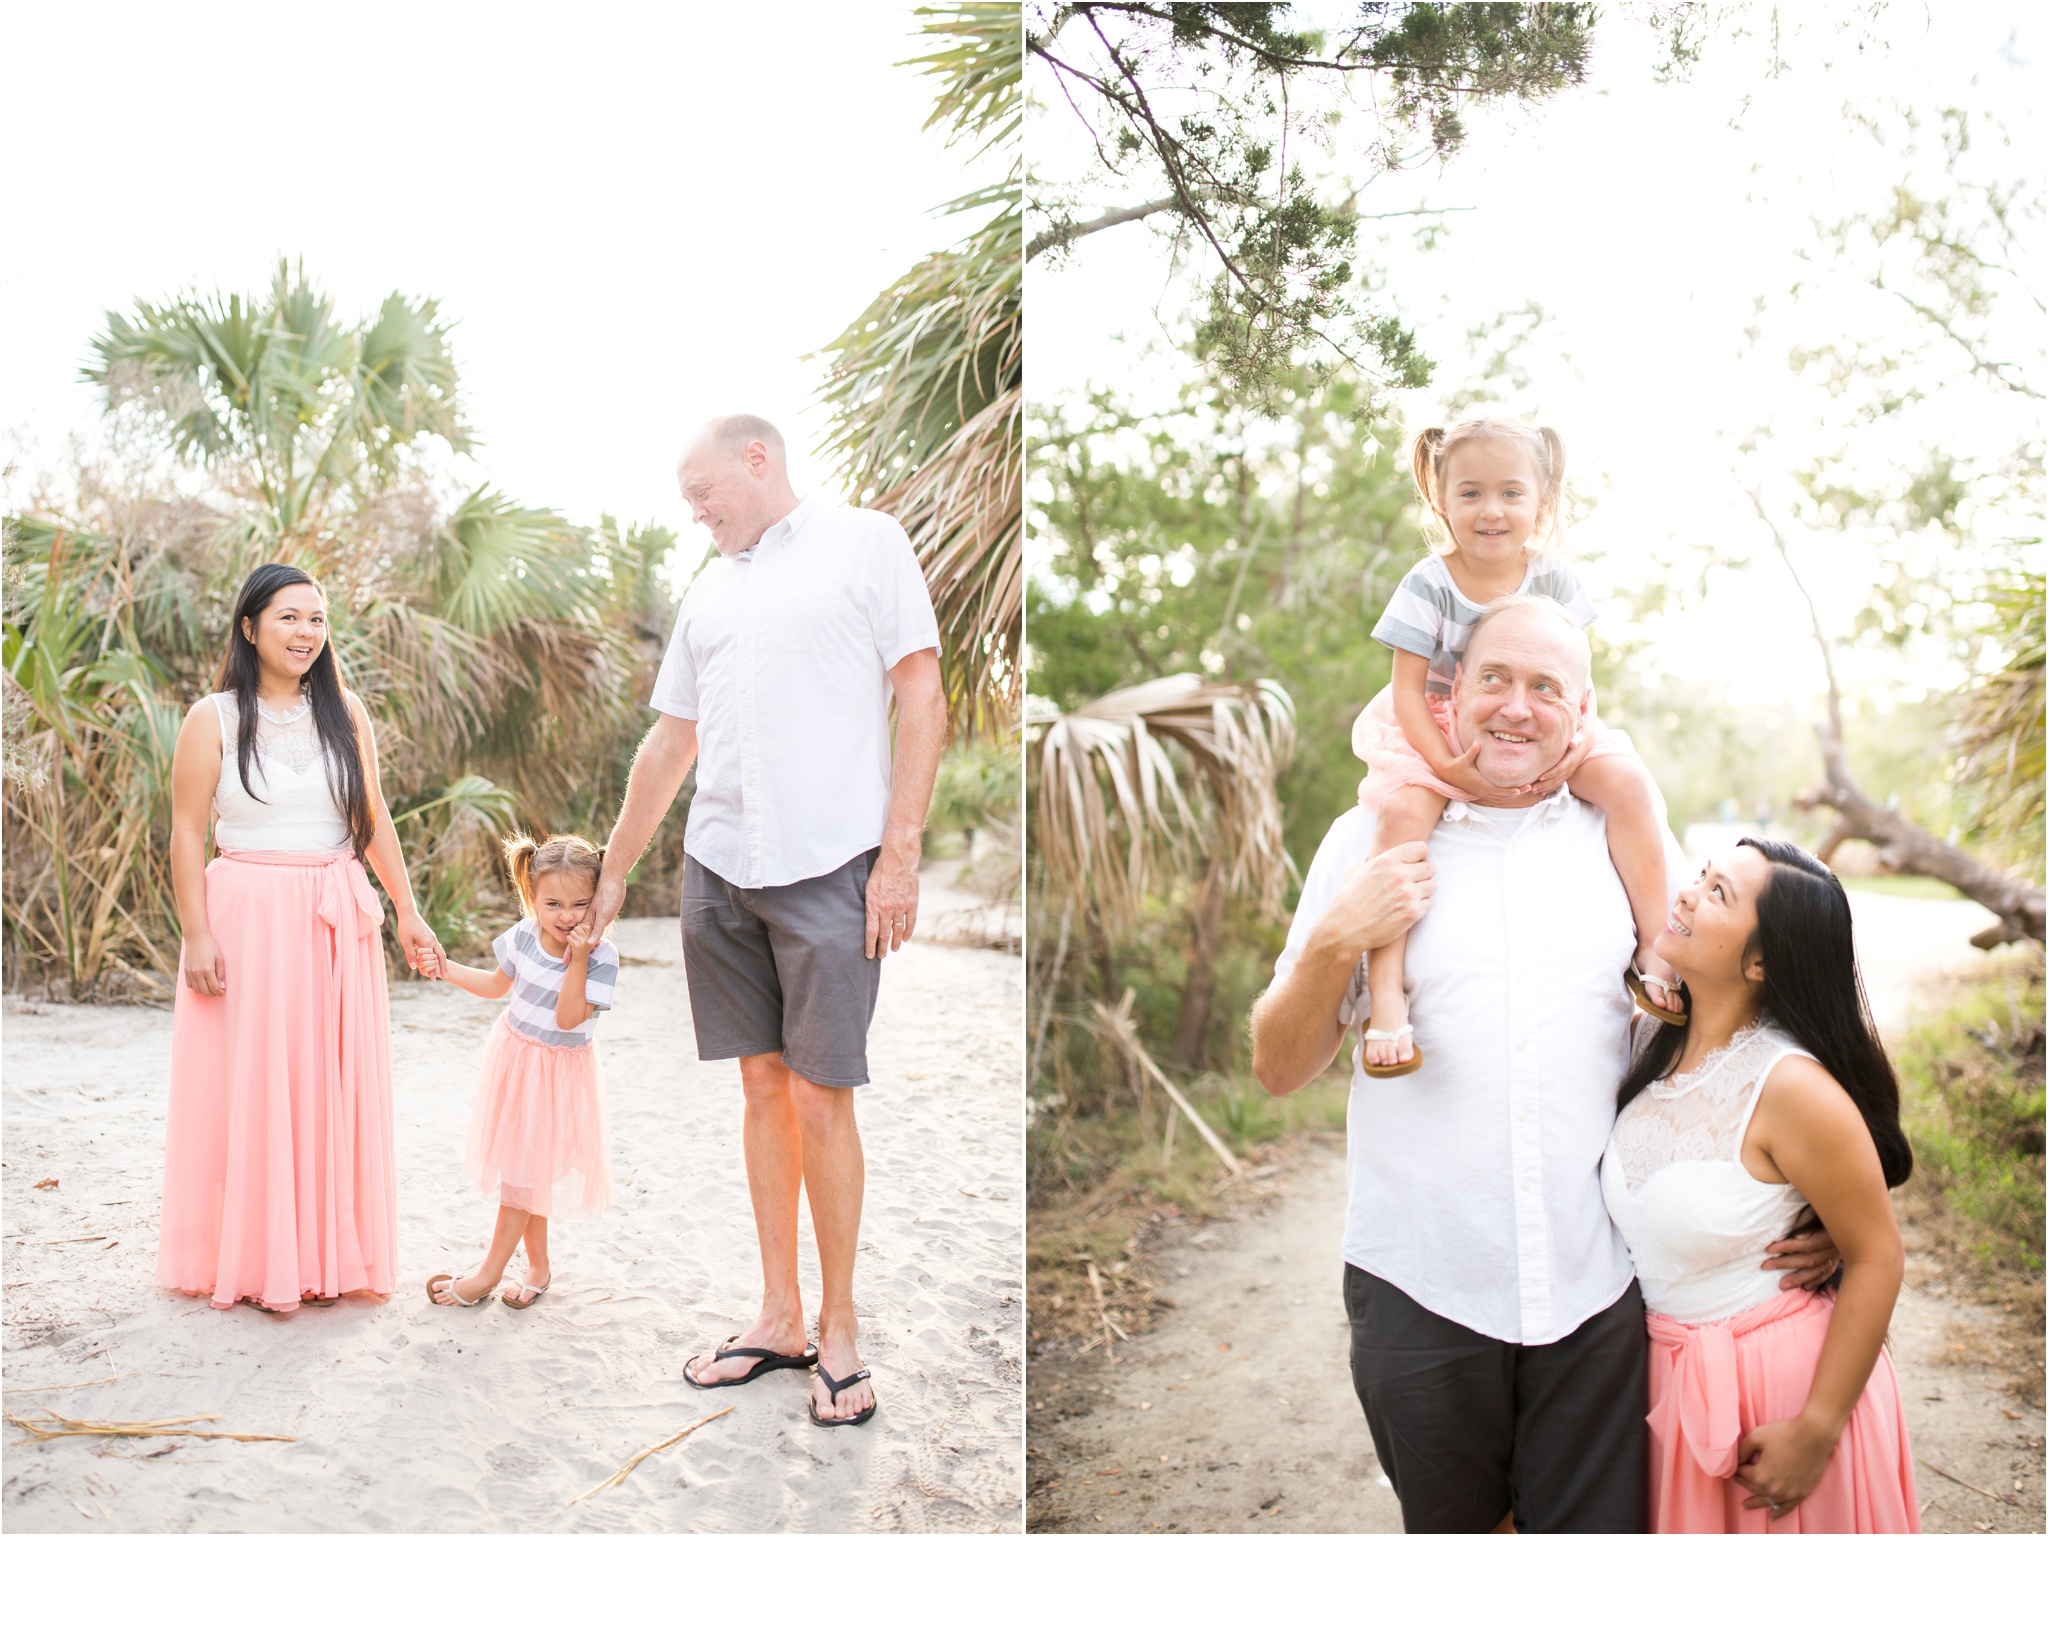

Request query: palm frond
[
  {"left": 816, "top": 8, "right": 1021, "bottom": 731},
  {"left": 911, "top": 2, "right": 1023, "bottom": 161},
  {"left": 1030, "top": 675, "right": 1296, "bottom": 936}
]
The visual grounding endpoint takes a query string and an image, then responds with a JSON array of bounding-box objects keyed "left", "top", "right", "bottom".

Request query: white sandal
[
  {"left": 502, "top": 1276, "right": 551, "bottom": 1311},
  {"left": 1361, "top": 1024, "right": 1424, "bottom": 1079},
  {"left": 427, "top": 1272, "right": 487, "bottom": 1307}
]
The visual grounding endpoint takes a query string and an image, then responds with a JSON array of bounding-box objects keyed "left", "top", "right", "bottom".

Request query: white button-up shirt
[
  {"left": 1276, "top": 790, "right": 1684, "bottom": 1345},
  {"left": 648, "top": 497, "right": 940, "bottom": 889}
]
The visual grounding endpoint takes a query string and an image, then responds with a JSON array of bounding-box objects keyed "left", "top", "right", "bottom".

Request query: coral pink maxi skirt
[
  {"left": 155, "top": 849, "right": 398, "bottom": 1311},
  {"left": 1646, "top": 1288, "right": 1921, "bottom": 1533}
]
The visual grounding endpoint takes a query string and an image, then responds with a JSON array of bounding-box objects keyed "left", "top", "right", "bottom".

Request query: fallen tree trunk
[
  {"left": 1794, "top": 714, "right": 2044, "bottom": 947},
  {"left": 1751, "top": 486, "right": 2043, "bottom": 949}
]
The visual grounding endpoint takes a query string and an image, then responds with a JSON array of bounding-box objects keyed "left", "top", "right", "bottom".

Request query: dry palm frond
[
  {"left": 1030, "top": 674, "right": 1295, "bottom": 936},
  {"left": 815, "top": 5, "right": 1020, "bottom": 732},
  {"left": 869, "top": 387, "right": 1021, "bottom": 728},
  {"left": 5, "top": 1407, "right": 294, "bottom": 1444}
]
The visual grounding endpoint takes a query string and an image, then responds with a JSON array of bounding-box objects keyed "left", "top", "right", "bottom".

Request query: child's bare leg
[
  {"left": 432, "top": 1203, "right": 530, "bottom": 1305},
  {"left": 519, "top": 1213, "right": 550, "bottom": 1289},
  {"left": 1572, "top": 756, "right": 1684, "bottom": 1015},
  {"left": 1363, "top": 784, "right": 1448, "bottom": 1065}
]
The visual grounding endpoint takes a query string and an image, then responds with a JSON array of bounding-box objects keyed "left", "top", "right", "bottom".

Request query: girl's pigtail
[
  {"left": 502, "top": 834, "right": 540, "bottom": 918},
  {"left": 1410, "top": 427, "right": 1449, "bottom": 551},
  {"left": 1538, "top": 425, "right": 1568, "bottom": 550}
]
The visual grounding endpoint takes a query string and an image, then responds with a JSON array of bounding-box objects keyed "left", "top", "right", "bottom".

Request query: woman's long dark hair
[
  {"left": 215, "top": 564, "right": 375, "bottom": 858},
  {"left": 1617, "top": 837, "right": 1913, "bottom": 1189}
]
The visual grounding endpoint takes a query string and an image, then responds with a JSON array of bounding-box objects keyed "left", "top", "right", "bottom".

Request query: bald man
[{"left": 591, "top": 415, "right": 946, "bottom": 1428}]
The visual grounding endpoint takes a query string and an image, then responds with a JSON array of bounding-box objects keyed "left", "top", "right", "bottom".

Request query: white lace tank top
[
  {"left": 209, "top": 692, "right": 352, "bottom": 853},
  {"left": 1600, "top": 1021, "right": 1814, "bottom": 1324}
]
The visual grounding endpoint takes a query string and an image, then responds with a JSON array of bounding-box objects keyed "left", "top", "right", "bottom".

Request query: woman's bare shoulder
[{"left": 1756, "top": 1048, "right": 1862, "bottom": 1139}]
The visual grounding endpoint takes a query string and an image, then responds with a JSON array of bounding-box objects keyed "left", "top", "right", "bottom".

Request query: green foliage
[
  {"left": 1030, "top": 361, "right": 1421, "bottom": 868},
  {"left": 817, "top": 3, "right": 1022, "bottom": 731},
  {"left": 85, "top": 260, "right": 471, "bottom": 545},
  {"left": 1896, "top": 962, "right": 2045, "bottom": 1289},
  {"left": 1953, "top": 568, "right": 2045, "bottom": 875},
  {"left": 931, "top": 734, "right": 1022, "bottom": 843},
  {"left": 1026, "top": 358, "right": 1421, "bottom": 1184},
  {"left": 1027, "top": 2, "right": 1594, "bottom": 396},
  {"left": 5, "top": 273, "right": 683, "bottom": 994}
]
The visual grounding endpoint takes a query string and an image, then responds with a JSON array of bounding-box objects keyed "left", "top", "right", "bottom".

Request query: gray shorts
[{"left": 680, "top": 849, "right": 882, "bottom": 1089}]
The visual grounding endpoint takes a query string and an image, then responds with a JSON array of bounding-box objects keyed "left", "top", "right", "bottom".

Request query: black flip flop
[
  {"left": 682, "top": 1335, "right": 820, "bottom": 1390},
  {"left": 807, "top": 1363, "right": 877, "bottom": 1428}
]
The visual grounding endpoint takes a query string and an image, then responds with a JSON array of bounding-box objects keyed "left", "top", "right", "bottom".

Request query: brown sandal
[
  {"left": 1361, "top": 1025, "right": 1425, "bottom": 1079},
  {"left": 1626, "top": 969, "right": 1687, "bottom": 1026}
]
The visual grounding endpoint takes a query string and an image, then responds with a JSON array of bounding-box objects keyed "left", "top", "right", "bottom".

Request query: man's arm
[
  {"left": 865, "top": 647, "right": 945, "bottom": 958},
  {"left": 1250, "top": 842, "right": 1435, "bottom": 1097},
  {"left": 588, "top": 713, "right": 699, "bottom": 939}
]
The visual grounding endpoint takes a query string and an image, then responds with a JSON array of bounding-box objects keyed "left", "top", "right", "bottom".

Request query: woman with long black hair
[
  {"left": 1600, "top": 837, "right": 1920, "bottom": 1531},
  {"left": 156, "top": 564, "right": 443, "bottom": 1313}
]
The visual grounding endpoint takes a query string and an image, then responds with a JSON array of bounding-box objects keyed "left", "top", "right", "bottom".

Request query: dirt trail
[{"left": 1028, "top": 894, "right": 2044, "bottom": 1534}]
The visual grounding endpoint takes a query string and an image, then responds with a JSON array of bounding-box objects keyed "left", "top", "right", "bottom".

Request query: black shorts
[
  {"left": 1343, "top": 1263, "right": 1649, "bottom": 1533},
  {"left": 680, "top": 849, "right": 882, "bottom": 1089}
]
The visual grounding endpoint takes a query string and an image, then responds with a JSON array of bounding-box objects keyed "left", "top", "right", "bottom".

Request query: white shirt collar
[
  {"left": 1441, "top": 784, "right": 1577, "bottom": 830},
  {"left": 736, "top": 495, "right": 817, "bottom": 562}
]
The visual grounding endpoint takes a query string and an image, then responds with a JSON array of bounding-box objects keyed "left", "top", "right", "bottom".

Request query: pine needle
[{"left": 567, "top": 1407, "right": 735, "bottom": 1507}]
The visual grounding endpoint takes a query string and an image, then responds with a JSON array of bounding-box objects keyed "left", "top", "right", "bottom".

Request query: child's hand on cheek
[{"left": 564, "top": 923, "right": 592, "bottom": 963}]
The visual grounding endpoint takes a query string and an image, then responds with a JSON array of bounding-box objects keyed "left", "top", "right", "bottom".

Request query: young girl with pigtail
[
  {"left": 1351, "top": 416, "right": 1684, "bottom": 1075},
  {"left": 421, "top": 834, "right": 618, "bottom": 1309}
]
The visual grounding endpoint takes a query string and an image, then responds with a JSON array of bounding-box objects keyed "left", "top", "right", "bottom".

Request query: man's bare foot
[
  {"left": 811, "top": 1331, "right": 874, "bottom": 1424},
  {"left": 428, "top": 1271, "right": 495, "bottom": 1307},
  {"left": 685, "top": 1314, "right": 811, "bottom": 1385},
  {"left": 1363, "top": 991, "right": 1416, "bottom": 1068}
]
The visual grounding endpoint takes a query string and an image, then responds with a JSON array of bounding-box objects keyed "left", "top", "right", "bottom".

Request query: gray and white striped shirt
[
  {"left": 1372, "top": 550, "right": 1596, "bottom": 696},
  {"left": 492, "top": 919, "right": 618, "bottom": 1049}
]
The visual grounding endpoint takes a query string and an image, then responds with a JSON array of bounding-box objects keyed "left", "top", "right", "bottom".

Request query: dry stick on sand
[
  {"left": 1, "top": 1374, "right": 125, "bottom": 1396},
  {"left": 5, "top": 1408, "right": 294, "bottom": 1445},
  {"left": 566, "top": 1406, "right": 736, "bottom": 1508},
  {"left": 1918, "top": 1458, "right": 2022, "bottom": 1507}
]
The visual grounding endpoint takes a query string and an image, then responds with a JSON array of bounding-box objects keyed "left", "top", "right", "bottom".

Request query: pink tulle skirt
[
  {"left": 1351, "top": 682, "right": 1630, "bottom": 811},
  {"left": 463, "top": 1013, "right": 612, "bottom": 1219},
  {"left": 1645, "top": 1288, "right": 1921, "bottom": 1533},
  {"left": 156, "top": 849, "right": 398, "bottom": 1311}
]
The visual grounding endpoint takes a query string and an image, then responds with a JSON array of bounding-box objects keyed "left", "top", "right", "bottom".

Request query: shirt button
[{"left": 1520, "top": 1181, "right": 1531, "bottom": 1193}]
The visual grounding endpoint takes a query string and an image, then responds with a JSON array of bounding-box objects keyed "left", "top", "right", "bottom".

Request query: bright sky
[
  {"left": 1027, "top": 3, "right": 2046, "bottom": 711},
  {"left": 0, "top": 0, "right": 1006, "bottom": 581}
]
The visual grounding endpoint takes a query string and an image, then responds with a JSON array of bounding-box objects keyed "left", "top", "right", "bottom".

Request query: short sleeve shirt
[
  {"left": 492, "top": 919, "right": 618, "bottom": 1049},
  {"left": 647, "top": 497, "right": 941, "bottom": 889},
  {"left": 1372, "top": 550, "right": 1597, "bottom": 696}
]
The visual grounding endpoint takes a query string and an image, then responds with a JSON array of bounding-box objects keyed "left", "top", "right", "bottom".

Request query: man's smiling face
[
  {"left": 1451, "top": 602, "right": 1590, "bottom": 793},
  {"left": 677, "top": 438, "right": 771, "bottom": 556}
]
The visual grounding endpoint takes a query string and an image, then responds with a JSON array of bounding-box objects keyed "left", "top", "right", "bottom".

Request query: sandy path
[
  {"left": 3, "top": 866, "right": 1022, "bottom": 1533},
  {"left": 1027, "top": 894, "right": 2043, "bottom": 1534},
  {"left": 1028, "top": 1141, "right": 1398, "bottom": 1533}
]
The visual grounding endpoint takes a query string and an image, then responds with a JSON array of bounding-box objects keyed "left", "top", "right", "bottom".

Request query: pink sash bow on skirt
[
  {"left": 1644, "top": 1288, "right": 1921, "bottom": 1533},
  {"left": 155, "top": 849, "right": 398, "bottom": 1311}
]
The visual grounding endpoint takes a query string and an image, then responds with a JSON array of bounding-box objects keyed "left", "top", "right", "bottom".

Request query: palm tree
[
  {"left": 5, "top": 269, "right": 680, "bottom": 995},
  {"left": 816, "top": 3, "right": 1021, "bottom": 734},
  {"left": 86, "top": 259, "right": 470, "bottom": 551}
]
